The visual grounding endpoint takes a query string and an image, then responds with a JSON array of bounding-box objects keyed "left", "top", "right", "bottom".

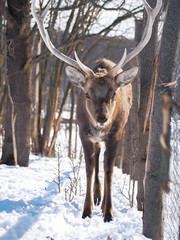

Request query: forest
[{"left": 0, "top": 0, "right": 180, "bottom": 239}]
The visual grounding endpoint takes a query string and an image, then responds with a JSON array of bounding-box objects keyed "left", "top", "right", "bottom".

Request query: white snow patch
[{"left": 0, "top": 153, "right": 149, "bottom": 240}]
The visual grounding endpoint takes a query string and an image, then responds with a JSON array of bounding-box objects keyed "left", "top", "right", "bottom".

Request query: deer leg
[
  {"left": 101, "top": 174, "right": 106, "bottom": 215},
  {"left": 103, "top": 140, "right": 118, "bottom": 222},
  {"left": 81, "top": 136, "right": 95, "bottom": 218},
  {"left": 93, "top": 143, "right": 101, "bottom": 206}
]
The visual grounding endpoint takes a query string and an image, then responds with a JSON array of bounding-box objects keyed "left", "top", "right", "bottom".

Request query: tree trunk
[
  {"left": 126, "top": 20, "right": 141, "bottom": 181},
  {"left": 0, "top": 0, "right": 5, "bottom": 75},
  {"left": 143, "top": 1, "right": 180, "bottom": 239},
  {"left": 1, "top": 0, "right": 32, "bottom": 167},
  {"left": 0, "top": 0, "right": 6, "bottom": 124},
  {"left": 47, "top": 82, "right": 72, "bottom": 157},
  {"left": 37, "top": 59, "right": 48, "bottom": 153},
  {"left": 68, "top": 87, "right": 75, "bottom": 158},
  {"left": 32, "top": 37, "right": 41, "bottom": 154},
  {"left": 115, "top": 22, "right": 140, "bottom": 175},
  {"left": 137, "top": 0, "right": 159, "bottom": 211},
  {"left": 41, "top": 61, "right": 62, "bottom": 156}
]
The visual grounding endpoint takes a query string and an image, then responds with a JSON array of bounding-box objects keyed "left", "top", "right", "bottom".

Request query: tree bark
[
  {"left": 47, "top": 81, "right": 72, "bottom": 157},
  {"left": 0, "top": 0, "right": 5, "bottom": 75},
  {"left": 143, "top": 1, "right": 180, "bottom": 239},
  {"left": 41, "top": 61, "right": 62, "bottom": 156},
  {"left": 137, "top": 0, "right": 159, "bottom": 211},
  {"left": 115, "top": 22, "right": 140, "bottom": 175},
  {"left": 1, "top": 0, "right": 32, "bottom": 167},
  {"left": 68, "top": 87, "right": 75, "bottom": 158},
  {"left": 0, "top": 0, "right": 6, "bottom": 123},
  {"left": 32, "top": 37, "right": 41, "bottom": 154}
]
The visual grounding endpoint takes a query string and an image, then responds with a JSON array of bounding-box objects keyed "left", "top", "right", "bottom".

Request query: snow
[{"left": 0, "top": 125, "right": 149, "bottom": 240}]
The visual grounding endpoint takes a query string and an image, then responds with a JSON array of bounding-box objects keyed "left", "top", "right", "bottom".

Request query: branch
[
  {"left": 98, "top": 8, "right": 143, "bottom": 36},
  {"left": 50, "top": 2, "right": 85, "bottom": 11},
  {"left": 88, "top": 0, "right": 140, "bottom": 11},
  {"left": 50, "top": 0, "right": 130, "bottom": 12},
  {"left": 31, "top": 6, "right": 143, "bottom": 64}
]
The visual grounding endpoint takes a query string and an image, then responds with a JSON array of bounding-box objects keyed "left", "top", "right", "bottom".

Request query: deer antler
[
  {"left": 109, "top": 0, "right": 162, "bottom": 77},
  {"left": 32, "top": 0, "right": 162, "bottom": 78},
  {"left": 31, "top": 0, "right": 95, "bottom": 77}
]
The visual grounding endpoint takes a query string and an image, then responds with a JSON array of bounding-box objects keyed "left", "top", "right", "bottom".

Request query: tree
[
  {"left": 0, "top": 1, "right": 7, "bottom": 125},
  {"left": 137, "top": 0, "right": 159, "bottom": 211},
  {"left": 1, "top": 0, "right": 32, "bottom": 166},
  {"left": 143, "top": 0, "right": 180, "bottom": 239}
]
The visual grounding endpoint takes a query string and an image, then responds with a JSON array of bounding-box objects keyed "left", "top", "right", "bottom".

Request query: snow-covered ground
[{"left": 0, "top": 124, "right": 149, "bottom": 240}]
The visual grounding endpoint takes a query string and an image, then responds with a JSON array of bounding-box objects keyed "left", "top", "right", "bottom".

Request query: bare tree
[
  {"left": 143, "top": 0, "right": 180, "bottom": 239},
  {"left": 1, "top": 0, "right": 32, "bottom": 166},
  {"left": 32, "top": 37, "right": 41, "bottom": 153},
  {"left": 137, "top": 0, "right": 159, "bottom": 211},
  {"left": 0, "top": 1, "right": 7, "bottom": 125}
]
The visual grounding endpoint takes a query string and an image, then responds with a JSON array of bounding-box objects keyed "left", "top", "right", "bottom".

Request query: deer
[{"left": 31, "top": 0, "right": 162, "bottom": 222}]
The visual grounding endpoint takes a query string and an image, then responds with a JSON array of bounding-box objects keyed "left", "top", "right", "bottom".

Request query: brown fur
[
  {"left": 76, "top": 59, "right": 133, "bottom": 222},
  {"left": 93, "top": 58, "right": 115, "bottom": 73}
]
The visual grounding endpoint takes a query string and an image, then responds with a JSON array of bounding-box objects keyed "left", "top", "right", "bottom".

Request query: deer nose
[{"left": 97, "top": 115, "right": 107, "bottom": 124}]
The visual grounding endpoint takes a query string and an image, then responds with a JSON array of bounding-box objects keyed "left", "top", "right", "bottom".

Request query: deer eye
[
  {"left": 85, "top": 93, "right": 90, "bottom": 99},
  {"left": 110, "top": 92, "right": 116, "bottom": 99}
]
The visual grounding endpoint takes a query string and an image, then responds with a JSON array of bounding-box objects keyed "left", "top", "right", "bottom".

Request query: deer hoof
[
  {"left": 82, "top": 209, "right": 92, "bottom": 219},
  {"left": 104, "top": 212, "right": 113, "bottom": 222},
  {"left": 94, "top": 197, "right": 101, "bottom": 206}
]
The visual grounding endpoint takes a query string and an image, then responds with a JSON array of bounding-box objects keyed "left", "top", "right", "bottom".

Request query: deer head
[{"left": 65, "top": 58, "right": 138, "bottom": 126}]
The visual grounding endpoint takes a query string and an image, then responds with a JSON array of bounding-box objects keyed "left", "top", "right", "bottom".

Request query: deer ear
[
  {"left": 65, "top": 66, "right": 86, "bottom": 89},
  {"left": 116, "top": 67, "right": 138, "bottom": 88}
]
